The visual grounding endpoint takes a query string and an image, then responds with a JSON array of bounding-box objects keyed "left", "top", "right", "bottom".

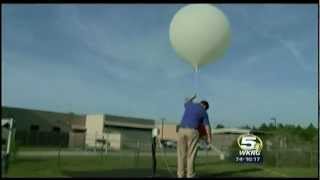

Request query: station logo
[{"left": 235, "top": 134, "right": 263, "bottom": 163}]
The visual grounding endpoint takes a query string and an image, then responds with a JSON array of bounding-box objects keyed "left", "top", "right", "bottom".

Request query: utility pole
[
  {"left": 161, "top": 118, "right": 165, "bottom": 140},
  {"left": 270, "top": 117, "right": 277, "bottom": 128}
]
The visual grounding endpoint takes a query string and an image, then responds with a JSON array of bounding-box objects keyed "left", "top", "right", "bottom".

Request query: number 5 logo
[{"left": 237, "top": 135, "right": 257, "bottom": 150}]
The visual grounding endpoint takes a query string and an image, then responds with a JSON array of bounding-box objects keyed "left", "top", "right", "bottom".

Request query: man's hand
[{"left": 185, "top": 93, "right": 197, "bottom": 103}]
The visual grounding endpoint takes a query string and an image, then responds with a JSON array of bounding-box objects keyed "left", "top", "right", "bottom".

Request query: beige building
[
  {"left": 68, "top": 115, "right": 86, "bottom": 148},
  {"left": 85, "top": 114, "right": 155, "bottom": 151},
  {"left": 156, "top": 122, "right": 178, "bottom": 141},
  {"left": 85, "top": 114, "right": 105, "bottom": 148}
]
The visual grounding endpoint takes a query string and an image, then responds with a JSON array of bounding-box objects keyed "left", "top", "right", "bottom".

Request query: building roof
[
  {"left": 155, "top": 121, "right": 178, "bottom": 126},
  {"left": 211, "top": 128, "right": 271, "bottom": 135},
  {"left": 2, "top": 106, "right": 85, "bottom": 131},
  {"left": 71, "top": 124, "right": 86, "bottom": 130},
  {"left": 2, "top": 107, "right": 161, "bottom": 131},
  {"left": 212, "top": 128, "right": 251, "bottom": 134},
  {"left": 104, "top": 114, "right": 155, "bottom": 130}
]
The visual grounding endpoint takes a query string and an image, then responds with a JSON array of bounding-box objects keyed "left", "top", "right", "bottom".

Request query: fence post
[
  {"left": 206, "top": 145, "right": 209, "bottom": 161},
  {"left": 275, "top": 138, "right": 280, "bottom": 167},
  {"left": 1, "top": 154, "right": 6, "bottom": 177},
  {"left": 101, "top": 136, "right": 105, "bottom": 160},
  {"left": 151, "top": 136, "right": 157, "bottom": 177},
  {"left": 95, "top": 132, "right": 97, "bottom": 152},
  {"left": 276, "top": 148, "right": 281, "bottom": 167},
  {"left": 310, "top": 150, "right": 312, "bottom": 167},
  {"left": 135, "top": 140, "right": 140, "bottom": 168},
  {"left": 58, "top": 140, "right": 61, "bottom": 170}
]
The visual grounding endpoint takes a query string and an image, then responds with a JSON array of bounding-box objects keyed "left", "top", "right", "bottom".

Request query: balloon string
[{"left": 194, "top": 65, "right": 199, "bottom": 99}]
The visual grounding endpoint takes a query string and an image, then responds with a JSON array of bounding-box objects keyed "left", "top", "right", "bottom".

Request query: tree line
[{"left": 215, "top": 122, "right": 318, "bottom": 143}]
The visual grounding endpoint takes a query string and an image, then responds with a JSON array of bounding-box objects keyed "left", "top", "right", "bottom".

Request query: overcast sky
[{"left": 2, "top": 4, "right": 318, "bottom": 128}]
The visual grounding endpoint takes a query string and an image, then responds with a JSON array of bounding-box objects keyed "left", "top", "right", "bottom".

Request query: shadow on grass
[
  {"left": 195, "top": 161, "right": 224, "bottom": 167},
  {"left": 62, "top": 167, "right": 263, "bottom": 178},
  {"left": 168, "top": 161, "right": 227, "bottom": 168},
  {"left": 199, "top": 167, "right": 263, "bottom": 177},
  {"left": 62, "top": 168, "right": 174, "bottom": 177}
]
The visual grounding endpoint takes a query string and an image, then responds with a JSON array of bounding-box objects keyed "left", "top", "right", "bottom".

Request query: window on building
[
  {"left": 30, "top": 124, "right": 39, "bottom": 131},
  {"left": 72, "top": 128, "right": 86, "bottom": 133},
  {"left": 2, "top": 139, "right": 6, "bottom": 145},
  {"left": 52, "top": 126, "right": 61, "bottom": 133}
]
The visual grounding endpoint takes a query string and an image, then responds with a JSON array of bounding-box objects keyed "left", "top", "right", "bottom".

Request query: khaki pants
[{"left": 177, "top": 128, "right": 200, "bottom": 178}]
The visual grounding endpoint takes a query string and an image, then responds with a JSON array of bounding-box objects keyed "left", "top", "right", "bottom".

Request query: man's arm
[
  {"left": 205, "top": 125, "right": 212, "bottom": 144},
  {"left": 185, "top": 93, "right": 197, "bottom": 103},
  {"left": 203, "top": 113, "right": 212, "bottom": 144}
]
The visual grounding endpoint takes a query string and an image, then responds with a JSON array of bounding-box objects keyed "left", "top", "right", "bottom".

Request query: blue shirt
[{"left": 180, "top": 101, "right": 210, "bottom": 129}]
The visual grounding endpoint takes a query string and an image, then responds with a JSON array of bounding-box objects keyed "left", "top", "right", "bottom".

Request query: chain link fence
[
  {"left": 5, "top": 130, "right": 318, "bottom": 177},
  {"left": 7, "top": 131, "right": 226, "bottom": 177},
  {"left": 8, "top": 130, "right": 156, "bottom": 177},
  {"left": 227, "top": 134, "right": 318, "bottom": 168}
]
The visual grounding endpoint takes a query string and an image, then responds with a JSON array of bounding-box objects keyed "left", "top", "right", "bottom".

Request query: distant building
[
  {"left": 2, "top": 106, "right": 270, "bottom": 153},
  {"left": 1, "top": 106, "right": 79, "bottom": 132},
  {"left": 1, "top": 106, "right": 155, "bottom": 150},
  {"left": 85, "top": 114, "right": 155, "bottom": 151},
  {"left": 155, "top": 122, "right": 178, "bottom": 141},
  {"left": 2, "top": 106, "right": 83, "bottom": 147}
]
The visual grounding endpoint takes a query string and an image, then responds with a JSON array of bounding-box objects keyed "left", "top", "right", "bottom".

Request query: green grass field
[{"left": 5, "top": 153, "right": 318, "bottom": 178}]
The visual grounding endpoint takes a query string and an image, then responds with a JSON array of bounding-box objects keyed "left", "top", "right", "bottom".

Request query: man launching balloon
[
  {"left": 176, "top": 94, "right": 212, "bottom": 178},
  {"left": 169, "top": 3, "right": 231, "bottom": 178}
]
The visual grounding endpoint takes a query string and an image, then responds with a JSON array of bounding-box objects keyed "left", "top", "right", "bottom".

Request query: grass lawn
[
  {"left": 18, "top": 146, "right": 79, "bottom": 151},
  {"left": 5, "top": 154, "right": 318, "bottom": 178}
]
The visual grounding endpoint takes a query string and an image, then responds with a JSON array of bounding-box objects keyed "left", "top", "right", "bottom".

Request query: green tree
[
  {"left": 268, "top": 122, "right": 276, "bottom": 130},
  {"left": 278, "top": 123, "right": 284, "bottom": 129},
  {"left": 259, "top": 123, "right": 268, "bottom": 131},
  {"left": 295, "top": 125, "right": 302, "bottom": 131},
  {"left": 300, "top": 123, "right": 317, "bottom": 142},
  {"left": 284, "top": 124, "right": 296, "bottom": 134},
  {"left": 241, "top": 125, "right": 251, "bottom": 129},
  {"left": 216, "top": 124, "right": 224, "bottom": 129},
  {"left": 307, "top": 123, "right": 316, "bottom": 131}
]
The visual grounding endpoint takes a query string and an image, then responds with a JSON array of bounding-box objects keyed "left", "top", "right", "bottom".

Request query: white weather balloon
[{"left": 169, "top": 4, "right": 231, "bottom": 70}]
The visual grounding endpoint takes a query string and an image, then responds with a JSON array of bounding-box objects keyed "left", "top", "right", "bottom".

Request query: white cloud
[
  {"left": 199, "top": 74, "right": 317, "bottom": 127},
  {"left": 279, "top": 39, "right": 313, "bottom": 72},
  {"left": 246, "top": 55, "right": 259, "bottom": 65},
  {"left": 55, "top": 5, "right": 191, "bottom": 81}
]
